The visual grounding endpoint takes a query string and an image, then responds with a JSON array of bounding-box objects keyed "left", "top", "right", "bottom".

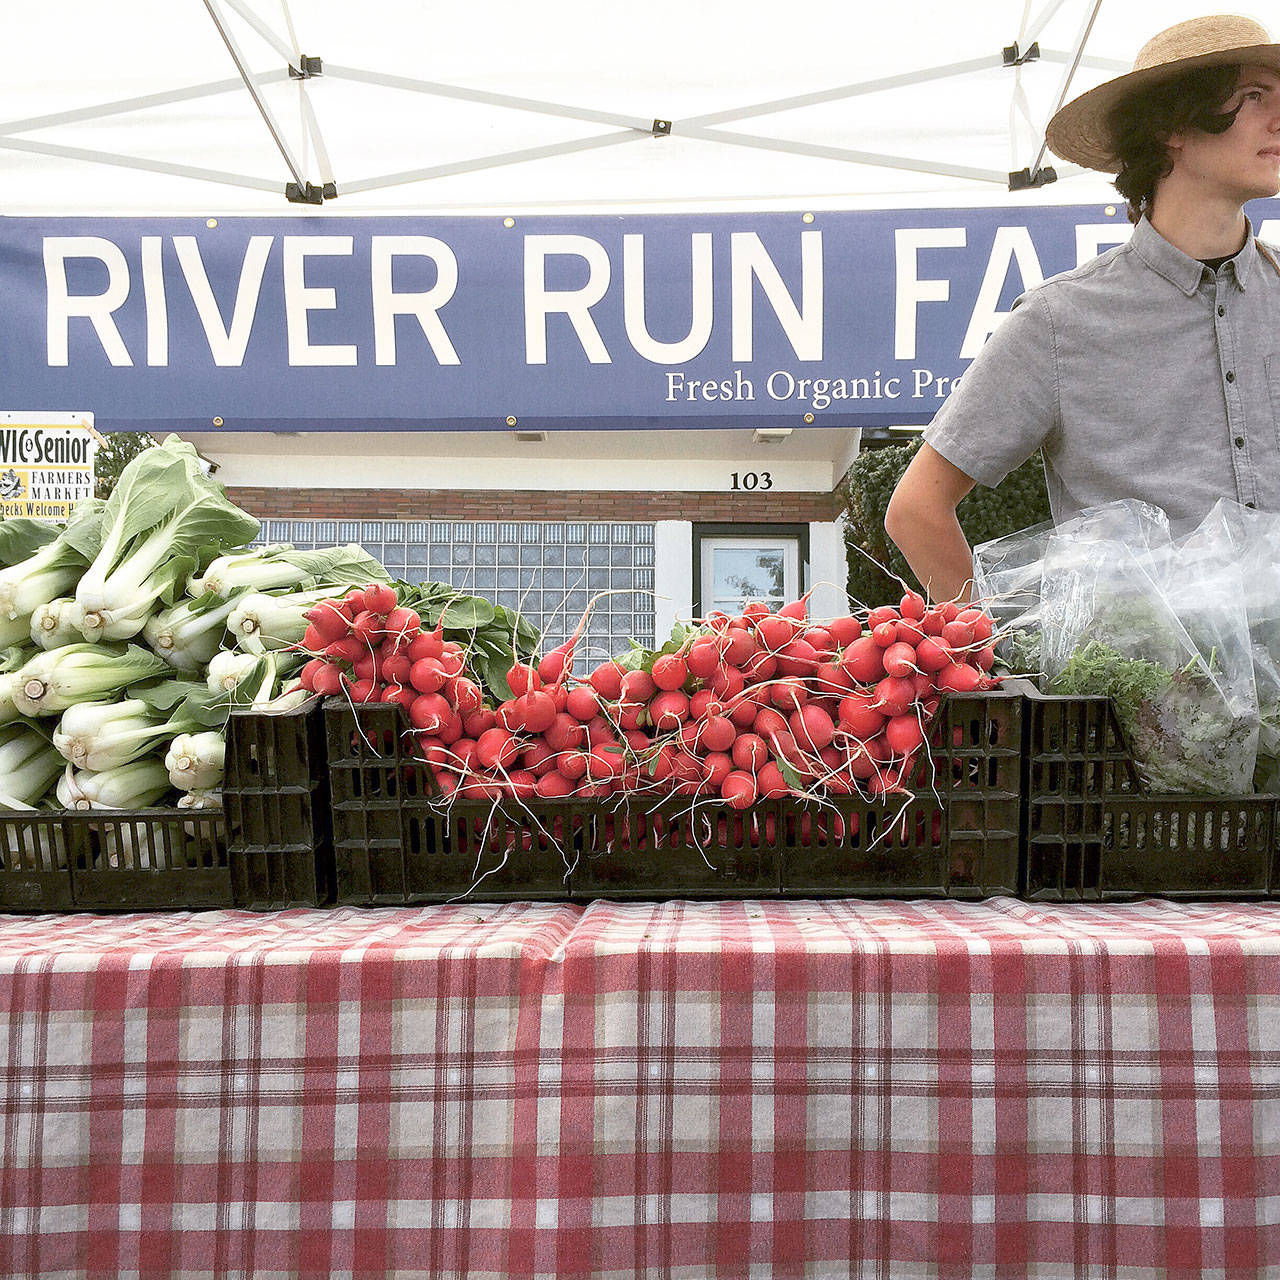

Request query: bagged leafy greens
[
  {"left": 1182, "top": 499, "right": 1280, "bottom": 790},
  {"left": 1039, "top": 518, "right": 1258, "bottom": 795}
]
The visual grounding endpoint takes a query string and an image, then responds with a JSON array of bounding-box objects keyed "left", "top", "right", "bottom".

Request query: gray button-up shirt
[{"left": 924, "top": 216, "right": 1280, "bottom": 532}]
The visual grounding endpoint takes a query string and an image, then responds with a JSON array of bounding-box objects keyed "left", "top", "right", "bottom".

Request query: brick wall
[{"left": 225, "top": 487, "right": 843, "bottom": 522}]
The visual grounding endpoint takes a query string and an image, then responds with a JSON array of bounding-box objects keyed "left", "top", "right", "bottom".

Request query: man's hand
[{"left": 884, "top": 444, "right": 978, "bottom": 604}]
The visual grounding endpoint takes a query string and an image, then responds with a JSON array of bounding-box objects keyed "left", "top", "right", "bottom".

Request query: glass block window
[{"left": 255, "top": 519, "right": 657, "bottom": 658}]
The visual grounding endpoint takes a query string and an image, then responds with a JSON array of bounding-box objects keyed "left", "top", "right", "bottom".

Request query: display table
[{"left": 1, "top": 897, "right": 1278, "bottom": 1279}]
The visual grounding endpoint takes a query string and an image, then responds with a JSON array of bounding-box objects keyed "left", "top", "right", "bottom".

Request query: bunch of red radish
[
  {"left": 293, "top": 584, "right": 484, "bottom": 720},
  {"left": 403, "top": 590, "right": 997, "bottom": 808}
]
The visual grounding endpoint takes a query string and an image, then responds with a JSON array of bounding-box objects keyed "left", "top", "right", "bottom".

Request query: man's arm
[{"left": 884, "top": 443, "right": 977, "bottom": 604}]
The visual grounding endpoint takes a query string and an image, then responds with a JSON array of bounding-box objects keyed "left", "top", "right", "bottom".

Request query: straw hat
[{"left": 1046, "top": 14, "right": 1280, "bottom": 172}]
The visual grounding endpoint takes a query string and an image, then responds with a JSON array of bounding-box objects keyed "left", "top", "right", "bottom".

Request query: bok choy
[
  {"left": 0, "top": 647, "right": 32, "bottom": 726},
  {"left": 205, "top": 649, "right": 302, "bottom": 705},
  {"left": 0, "top": 518, "right": 59, "bottom": 568},
  {"left": 56, "top": 758, "right": 172, "bottom": 810},
  {"left": 165, "top": 731, "right": 225, "bottom": 792},
  {"left": 189, "top": 543, "right": 388, "bottom": 598},
  {"left": 12, "top": 643, "right": 171, "bottom": 717},
  {"left": 30, "top": 598, "right": 85, "bottom": 650},
  {"left": 143, "top": 591, "right": 242, "bottom": 670},
  {"left": 0, "top": 723, "right": 64, "bottom": 805},
  {"left": 52, "top": 695, "right": 209, "bottom": 773},
  {"left": 67, "top": 435, "right": 259, "bottom": 641},
  {"left": 0, "top": 796, "right": 66, "bottom": 870},
  {"left": 228, "top": 588, "right": 330, "bottom": 653},
  {"left": 0, "top": 498, "right": 103, "bottom": 624}
]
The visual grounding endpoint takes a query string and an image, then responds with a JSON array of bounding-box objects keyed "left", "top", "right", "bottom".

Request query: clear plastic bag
[
  {"left": 1184, "top": 499, "right": 1280, "bottom": 788},
  {"left": 974, "top": 499, "right": 1171, "bottom": 678},
  {"left": 1040, "top": 521, "right": 1258, "bottom": 796},
  {"left": 972, "top": 515, "right": 1055, "bottom": 629}
]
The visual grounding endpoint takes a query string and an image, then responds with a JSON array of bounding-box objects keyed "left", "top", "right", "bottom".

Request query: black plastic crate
[
  {"left": 325, "top": 700, "right": 572, "bottom": 903},
  {"left": 0, "top": 812, "right": 79, "bottom": 910},
  {"left": 781, "top": 690, "right": 1022, "bottom": 898},
  {"left": 0, "top": 808, "right": 233, "bottom": 911},
  {"left": 573, "top": 803, "right": 780, "bottom": 900},
  {"left": 1021, "top": 686, "right": 1280, "bottom": 900},
  {"left": 223, "top": 699, "right": 334, "bottom": 909},
  {"left": 325, "top": 691, "right": 1023, "bottom": 904}
]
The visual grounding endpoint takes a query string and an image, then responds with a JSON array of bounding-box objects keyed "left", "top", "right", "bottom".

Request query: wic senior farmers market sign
[
  {"left": 2, "top": 202, "right": 1277, "bottom": 433},
  {"left": 0, "top": 414, "right": 97, "bottom": 520}
]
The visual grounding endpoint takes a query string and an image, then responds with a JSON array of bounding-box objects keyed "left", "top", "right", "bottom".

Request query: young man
[{"left": 884, "top": 15, "right": 1280, "bottom": 603}]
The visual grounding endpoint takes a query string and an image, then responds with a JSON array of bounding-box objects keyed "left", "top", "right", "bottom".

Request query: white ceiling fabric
[{"left": 0, "top": 1, "right": 1252, "bottom": 217}]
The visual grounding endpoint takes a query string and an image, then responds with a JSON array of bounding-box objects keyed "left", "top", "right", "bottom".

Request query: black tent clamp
[
  {"left": 1008, "top": 166, "right": 1057, "bottom": 191},
  {"left": 1002, "top": 41, "right": 1040, "bottom": 67},
  {"left": 285, "top": 181, "right": 324, "bottom": 204}
]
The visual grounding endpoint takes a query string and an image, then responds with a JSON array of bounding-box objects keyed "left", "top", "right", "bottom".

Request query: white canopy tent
[
  {"left": 0, "top": 1, "right": 1245, "bottom": 217},
  {"left": 0, "top": 1, "right": 1268, "bottom": 635}
]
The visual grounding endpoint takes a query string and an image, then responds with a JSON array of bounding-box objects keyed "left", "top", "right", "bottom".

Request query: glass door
[{"left": 698, "top": 534, "right": 800, "bottom": 616}]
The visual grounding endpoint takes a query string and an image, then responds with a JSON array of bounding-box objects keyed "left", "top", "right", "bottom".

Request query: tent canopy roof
[{"left": 0, "top": 1, "right": 1239, "bottom": 216}]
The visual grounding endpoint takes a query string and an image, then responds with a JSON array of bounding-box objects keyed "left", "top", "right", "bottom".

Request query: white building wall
[
  {"left": 807, "top": 520, "right": 850, "bottom": 621},
  {"left": 653, "top": 522, "right": 694, "bottom": 640},
  {"left": 181, "top": 428, "right": 858, "bottom": 493}
]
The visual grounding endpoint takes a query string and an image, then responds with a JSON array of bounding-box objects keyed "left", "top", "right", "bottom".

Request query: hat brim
[{"left": 1045, "top": 43, "right": 1280, "bottom": 172}]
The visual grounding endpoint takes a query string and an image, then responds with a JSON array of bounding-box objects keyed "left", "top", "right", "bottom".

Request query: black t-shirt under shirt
[{"left": 1201, "top": 255, "right": 1233, "bottom": 272}]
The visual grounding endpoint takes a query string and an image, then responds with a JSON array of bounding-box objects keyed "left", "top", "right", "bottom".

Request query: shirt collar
[{"left": 1130, "top": 215, "right": 1256, "bottom": 295}]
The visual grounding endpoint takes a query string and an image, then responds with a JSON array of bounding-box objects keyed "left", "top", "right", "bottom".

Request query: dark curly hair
[{"left": 1109, "top": 64, "right": 1245, "bottom": 223}]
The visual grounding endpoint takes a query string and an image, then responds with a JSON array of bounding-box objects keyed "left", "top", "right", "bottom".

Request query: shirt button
[
  {"left": 1217, "top": 305, "right": 1225, "bottom": 316},
  {"left": 1226, "top": 370, "right": 1236, "bottom": 382},
  {"left": 1235, "top": 436, "right": 1246, "bottom": 448}
]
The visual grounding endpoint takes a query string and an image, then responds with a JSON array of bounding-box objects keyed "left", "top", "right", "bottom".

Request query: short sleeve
[{"left": 922, "top": 288, "right": 1060, "bottom": 488}]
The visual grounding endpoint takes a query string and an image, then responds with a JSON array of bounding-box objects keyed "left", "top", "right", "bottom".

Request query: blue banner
[{"left": 2, "top": 202, "right": 1276, "bottom": 432}]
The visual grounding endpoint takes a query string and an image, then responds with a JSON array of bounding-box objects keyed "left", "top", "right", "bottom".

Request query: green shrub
[{"left": 839, "top": 438, "right": 1050, "bottom": 607}]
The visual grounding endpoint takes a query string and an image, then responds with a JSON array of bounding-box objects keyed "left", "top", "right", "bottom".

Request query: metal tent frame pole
[
  {"left": 0, "top": 0, "right": 334, "bottom": 201},
  {"left": 0, "top": 135, "right": 283, "bottom": 193},
  {"left": 1030, "top": 0, "right": 1107, "bottom": 180}
]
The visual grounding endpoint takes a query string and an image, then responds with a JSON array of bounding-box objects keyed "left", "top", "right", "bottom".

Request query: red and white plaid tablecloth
[{"left": 2, "top": 896, "right": 1279, "bottom": 1279}]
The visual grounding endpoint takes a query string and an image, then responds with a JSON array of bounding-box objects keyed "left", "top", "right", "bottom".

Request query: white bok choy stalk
[
  {"left": 143, "top": 590, "right": 243, "bottom": 671},
  {"left": 206, "top": 650, "right": 307, "bottom": 709},
  {"left": 206, "top": 650, "right": 261, "bottom": 698},
  {"left": 253, "top": 677, "right": 313, "bottom": 714},
  {"left": 0, "top": 794, "right": 67, "bottom": 871},
  {"left": 175, "top": 788, "right": 222, "bottom": 849},
  {"left": 52, "top": 696, "right": 209, "bottom": 774},
  {"left": 70, "top": 436, "right": 259, "bottom": 642},
  {"left": 100, "top": 820, "right": 204, "bottom": 871},
  {"left": 236, "top": 652, "right": 304, "bottom": 708},
  {"left": 0, "top": 672, "right": 20, "bottom": 727},
  {"left": 177, "top": 788, "right": 222, "bottom": 842},
  {"left": 30, "top": 597, "right": 85, "bottom": 650},
  {"left": 0, "top": 498, "right": 103, "bottom": 624},
  {"left": 0, "top": 723, "right": 65, "bottom": 805},
  {"left": 165, "top": 731, "right": 225, "bottom": 792},
  {"left": 0, "top": 647, "right": 33, "bottom": 726},
  {"left": 12, "top": 643, "right": 172, "bottom": 717},
  {"left": 177, "top": 788, "right": 221, "bottom": 810},
  {"left": 227, "top": 588, "right": 334, "bottom": 654},
  {"left": 186, "top": 544, "right": 291, "bottom": 597},
  {"left": 188, "top": 543, "right": 388, "bottom": 599},
  {"left": 56, "top": 758, "right": 172, "bottom": 811}
]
